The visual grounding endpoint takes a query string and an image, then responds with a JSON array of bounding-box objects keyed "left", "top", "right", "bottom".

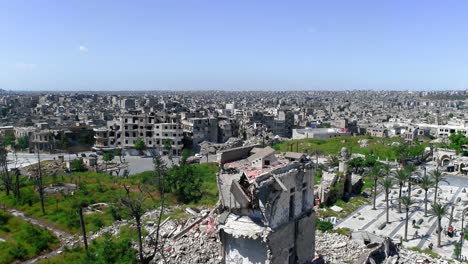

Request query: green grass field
[
  {"left": 273, "top": 135, "right": 405, "bottom": 160},
  {"left": 34, "top": 163, "right": 219, "bottom": 264},
  {"left": 0, "top": 163, "right": 219, "bottom": 235},
  {"left": 0, "top": 210, "right": 59, "bottom": 264},
  {"left": 37, "top": 226, "right": 139, "bottom": 264},
  {"left": 318, "top": 196, "right": 370, "bottom": 219}
]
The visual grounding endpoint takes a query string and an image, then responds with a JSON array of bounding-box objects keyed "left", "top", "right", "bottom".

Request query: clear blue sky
[{"left": 1, "top": 0, "right": 468, "bottom": 91}]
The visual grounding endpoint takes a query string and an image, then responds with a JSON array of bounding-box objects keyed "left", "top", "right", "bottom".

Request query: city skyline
[{"left": 1, "top": 0, "right": 468, "bottom": 91}]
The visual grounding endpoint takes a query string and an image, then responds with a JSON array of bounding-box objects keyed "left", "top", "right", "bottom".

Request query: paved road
[
  {"left": 6, "top": 151, "right": 182, "bottom": 175},
  {"left": 7, "top": 152, "right": 81, "bottom": 170},
  {"left": 443, "top": 175, "right": 468, "bottom": 188}
]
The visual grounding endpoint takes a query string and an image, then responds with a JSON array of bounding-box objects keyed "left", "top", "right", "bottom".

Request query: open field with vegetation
[
  {"left": 37, "top": 226, "right": 139, "bottom": 264},
  {"left": 318, "top": 196, "right": 370, "bottom": 219},
  {"left": 0, "top": 163, "right": 219, "bottom": 235},
  {"left": 0, "top": 210, "right": 59, "bottom": 264},
  {"left": 273, "top": 135, "right": 408, "bottom": 160}
]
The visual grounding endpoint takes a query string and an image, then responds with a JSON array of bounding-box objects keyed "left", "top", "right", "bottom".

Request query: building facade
[
  {"left": 94, "top": 110, "right": 184, "bottom": 156},
  {"left": 217, "top": 147, "right": 316, "bottom": 263}
]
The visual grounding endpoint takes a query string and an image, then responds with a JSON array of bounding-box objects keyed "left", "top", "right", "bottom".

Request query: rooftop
[{"left": 224, "top": 153, "right": 290, "bottom": 181}]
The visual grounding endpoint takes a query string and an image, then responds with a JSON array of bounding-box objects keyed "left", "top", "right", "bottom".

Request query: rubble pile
[
  {"left": 396, "top": 248, "right": 461, "bottom": 264},
  {"left": 89, "top": 220, "right": 129, "bottom": 240},
  {"left": 358, "top": 139, "right": 369, "bottom": 148},
  {"left": 242, "top": 133, "right": 284, "bottom": 147},
  {"left": 142, "top": 207, "right": 222, "bottom": 264},
  {"left": 44, "top": 182, "right": 77, "bottom": 194},
  {"left": 200, "top": 137, "right": 243, "bottom": 155},
  {"left": 316, "top": 231, "right": 460, "bottom": 264},
  {"left": 24, "top": 160, "right": 66, "bottom": 176},
  {"left": 315, "top": 231, "right": 372, "bottom": 263}
]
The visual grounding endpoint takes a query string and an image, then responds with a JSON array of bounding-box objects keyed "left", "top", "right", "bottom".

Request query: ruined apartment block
[
  {"left": 93, "top": 110, "right": 184, "bottom": 155},
  {"left": 217, "top": 146, "right": 316, "bottom": 264}
]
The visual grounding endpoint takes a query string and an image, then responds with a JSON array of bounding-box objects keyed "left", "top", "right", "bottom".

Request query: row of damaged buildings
[{"left": 1, "top": 90, "right": 468, "bottom": 154}]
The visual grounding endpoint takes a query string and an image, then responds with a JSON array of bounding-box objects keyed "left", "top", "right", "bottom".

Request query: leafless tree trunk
[
  {"left": 12, "top": 148, "right": 20, "bottom": 199},
  {"left": 150, "top": 153, "right": 167, "bottom": 263},
  {"left": 120, "top": 184, "right": 145, "bottom": 263},
  {"left": 120, "top": 151, "right": 168, "bottom": 264},
  {"left": 78, "top": 206, "right": 88, "bottom": 251},
  {"left": 0, "top": 146, "right": 12, "bottom": 196},
  {"left": 14, "top": 168, "right": 20, "bottom": 199},
  {"left": 36, "top": 149, "right": 46, "bottom": 215}
]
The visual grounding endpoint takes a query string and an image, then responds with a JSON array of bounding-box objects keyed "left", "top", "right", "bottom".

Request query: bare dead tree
[
  {"left": 119, "top": 151, "right": 168, "bottom": 264},
  {"left": 13, "top": 168, "right": 20, "bottom": 199},
  {"left": 149, "top": 151, "right": 168, "bottom": 263},
  {"left": 78, "top": 206, "right": 88, "bottom": 251},
  {"left": 12, "top": 146, "right": 20, "bottom": 199},
  {"left": 0, "top": 144, "right": 13, "bottom": 196},
  {"left": 35, "top": 148, "right": 46, "bottom": 214},
  {"left": 120, "top": 184, "right": 146, "bottom": 263}
]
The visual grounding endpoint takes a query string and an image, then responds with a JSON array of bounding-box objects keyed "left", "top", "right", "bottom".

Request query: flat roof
[{"left": 224, "top": 154, "right": 290, "bottom": 181}]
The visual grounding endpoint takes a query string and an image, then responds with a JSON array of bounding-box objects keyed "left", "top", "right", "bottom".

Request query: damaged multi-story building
[
  {"left": 216, "top": 146, "right": 316, "bottom": 263},
  {"left": 181, "top": 116, "right": 239, "bottom": 150},
  {"left": 93, "top": 110, "right": 184, "bottom": 156}
]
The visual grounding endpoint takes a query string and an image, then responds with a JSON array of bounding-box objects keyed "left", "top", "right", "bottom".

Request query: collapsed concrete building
[{"left": 216, "top": 146, "right": 316, "bottom": 263}]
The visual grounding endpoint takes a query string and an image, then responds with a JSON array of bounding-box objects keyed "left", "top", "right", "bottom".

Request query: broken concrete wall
[
  {"left": 217, "top": 144, "right": 260, "bottom": 165},
  {"left": 223, "top": 232, "right": 268, "bottom": 264},
  {"left": 267, "top": 220, "right": 295, "bottom": 264},
  {"left": 257, "top": 165, "right": 314, "bottom": 229},
  {"left": 296, "top": 211, "right": 316, "bottom": 263}
]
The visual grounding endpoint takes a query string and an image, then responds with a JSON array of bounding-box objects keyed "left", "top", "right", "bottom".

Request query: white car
[{"left": 194, "top": 153, "right": 203, "bottom": 159}]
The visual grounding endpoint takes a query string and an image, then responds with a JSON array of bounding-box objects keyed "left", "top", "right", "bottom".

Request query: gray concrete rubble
[
  {"left": 315, "top": 231, "right": 462, "bottom": 264},
  {"left": 315, "top": 231, "right": 374, "bottom": 264},
  {"left": 200, "top": 137, "right": 244, "bottom": 155},
  {"left": 141, "top": 207, "right": 222, "bottom": 264}
]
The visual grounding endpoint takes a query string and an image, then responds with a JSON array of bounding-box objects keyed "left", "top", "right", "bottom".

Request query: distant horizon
[
  {"left": 2, "top": 87, "right": 467, "bottom": 93},
  {"left": 2, "top": 1, "right": 468, "bottom": 91}
]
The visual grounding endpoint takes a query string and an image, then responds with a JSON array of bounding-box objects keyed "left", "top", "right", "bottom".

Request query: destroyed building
[
  {"left": 217, "top": 146, "right": 316, "bottom": 263},
  {"left": 93, "top": 109, "right": 184, "bottom": 156}
]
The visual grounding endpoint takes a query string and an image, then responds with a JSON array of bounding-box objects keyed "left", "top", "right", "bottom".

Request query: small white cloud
[
  {"left": 14, "top": 63, "right": 36, "bottom": 70},
  {"left": 306, "top": 27, "right": 317, "bottom": 34},
  {"left": 79, "top": 45, "right": 88, "bottom": 52}
]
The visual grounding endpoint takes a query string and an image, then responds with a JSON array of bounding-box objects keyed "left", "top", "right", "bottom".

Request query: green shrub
[
  {"left": 70, "top": 159, "right": 87, "bottom": 172},
  {"left": 0, "top": 210, "right": 10, "bottom": 225},
  {"left": 316, "top": 219, "right": 334, "bottom": 232},
  {"left": 17, "top": 224, "right": 58, "bottom": 254},
  {"left": 167, "top": 163, "right": 202, "bottom": 203},
  {"left": 92, "top": 217, "right": 104, "bottom": 229},
  {"left": 8, "top": 243, "right": 28, "bottom": 260},
  {"left": 108, "top": 206, "right": 122, "bottom": 221}
]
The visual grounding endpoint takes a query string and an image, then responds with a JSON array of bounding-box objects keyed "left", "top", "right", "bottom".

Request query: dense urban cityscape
[
  {"left": 0, "top": 89, "right": 467, "bottom": 263},
  {"left": 3, "top": 0, "right": 468, "bottom": 263}
]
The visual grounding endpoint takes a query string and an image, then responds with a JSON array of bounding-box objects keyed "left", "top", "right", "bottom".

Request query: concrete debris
[
  {"left": 358, "top": 139, "right": 369, "bottom": 148},
  {"left": 315, "top": 231, "right": 461, "bottom": 264},
  {"left": 330, "top": 205, "right": 343, "bottom": 212},
  {"left": 44, "top": 183, "right": 77, "bottom": 194},
  {"left": 140, "top": 207, "right": 222, "bottom": 264},
  {"left": 315, "top": 231, "right": 373, "bottom": 264},
  {"left": 200, "top": 137, "right": 243, "bottom": 155}
]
